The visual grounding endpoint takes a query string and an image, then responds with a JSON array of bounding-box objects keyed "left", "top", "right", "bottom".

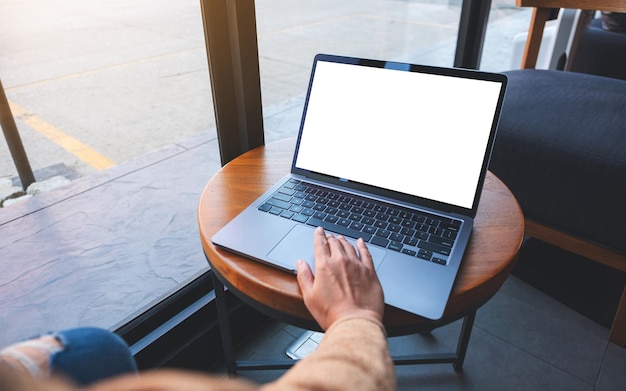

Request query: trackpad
[{"left": 267, "top": 225, "right": 386, "bottom": 273}]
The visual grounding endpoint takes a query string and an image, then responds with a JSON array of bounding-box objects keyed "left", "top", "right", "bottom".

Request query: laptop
[{"left": 212, "top": 54, "right": 507, "bottom": 320}]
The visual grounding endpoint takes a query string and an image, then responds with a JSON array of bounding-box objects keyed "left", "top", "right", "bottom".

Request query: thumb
[{"left": 296, "top": 259, "right": 314, "bottom": 295}]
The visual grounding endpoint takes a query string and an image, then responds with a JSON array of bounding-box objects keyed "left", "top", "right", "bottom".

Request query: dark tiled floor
[{"left": 232, "top": 275, "right": 626, "bottom": 390}]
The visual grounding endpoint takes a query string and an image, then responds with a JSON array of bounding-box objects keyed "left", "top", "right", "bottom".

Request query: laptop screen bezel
[{"left": 290, "top": 53, "right": 508, "bottom": 218}]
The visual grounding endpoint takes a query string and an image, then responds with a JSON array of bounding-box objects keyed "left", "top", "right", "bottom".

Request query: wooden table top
[{"left": 198, "top": 138, "right": 524, "bottom": 335}]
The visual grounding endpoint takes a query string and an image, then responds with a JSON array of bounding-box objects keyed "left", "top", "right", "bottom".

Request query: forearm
[{"left": 262, "top": 316, "right": 396, "bottom": 391}]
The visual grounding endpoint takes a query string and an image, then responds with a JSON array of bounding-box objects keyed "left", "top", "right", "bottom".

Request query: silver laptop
[{"left": 212, "top": 54, "right": 507, "bottom": 320}]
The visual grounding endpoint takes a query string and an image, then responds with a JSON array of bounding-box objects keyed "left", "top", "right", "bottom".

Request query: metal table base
[{"left": 212, "top": 273, "right": 476, "bottom": 375}]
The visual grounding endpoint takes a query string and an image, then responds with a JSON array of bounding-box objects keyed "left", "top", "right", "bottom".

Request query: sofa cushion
[{"left": 489, "top": 70, "right": 626, "bottom": 253}]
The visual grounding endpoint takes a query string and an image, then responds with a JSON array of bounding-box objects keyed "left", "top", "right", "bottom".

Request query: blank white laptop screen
[{"left": 295, "top": 61, "right": 503, "bottom": 209}]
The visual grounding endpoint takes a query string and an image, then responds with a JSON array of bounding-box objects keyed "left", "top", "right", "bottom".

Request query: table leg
[
  {"left": 453, "top": 311, "right": 476, "bottom": 371},
  {"left": 212, "top": 273, "right": 238, "bottom": 375},
  {"left": 391, "top": 311, "right": 476, "bottom": 369},
  {"left": 212, "top": 268, "right": 477, "bottom": 372}
]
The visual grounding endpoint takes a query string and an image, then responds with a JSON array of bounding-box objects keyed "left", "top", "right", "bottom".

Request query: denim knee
[{"left": 51, "top": 327, "right": 137, "bottom": 386}]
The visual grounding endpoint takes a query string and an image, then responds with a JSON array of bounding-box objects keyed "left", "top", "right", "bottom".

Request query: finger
[
  {"left": 296, "top": 259, "right": 314, "bottom": 296},
  {"left": 336, "top": 235, "right": 359, "bottom": 260},
  {"left": 313, "top": 226, "right": 330, "bottom": 260},
  {"left": 356, "top": 238, "right": 375, "bottom": 269},
  {"left": 325, "top": 234, "right": 348, "bottom": 259}
]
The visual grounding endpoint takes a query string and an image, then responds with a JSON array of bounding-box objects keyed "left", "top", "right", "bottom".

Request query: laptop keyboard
[{"left": 258, "top": 179, "right": 462, "bottom": 266}]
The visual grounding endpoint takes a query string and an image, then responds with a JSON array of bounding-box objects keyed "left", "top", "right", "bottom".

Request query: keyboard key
[
  {"left": 327, "top": 192, "right": 340, "bottom": 200},
  {"left": 292, "top": 214, "right": 309, "bottom": 223},
  {"left": 388, "top": 241, "right": 403, "bottom": 252},
  {"left": 306, "top": 217, "right": 372, "bottom": 241},
  {"left": 313, "top": 211, "right": 327, "bottom": 220},
  {"left": 280, "top": 210, "right": 294, "bottom": 219},
  {"left": 373, "top": 205, "right": 387, "bottom": 213},
  {"left": 414, "top": 231, "right": 429, "bottom": 240},
  {"left": 363, "top": 226, "right": 377, "bottom": 235},
  {"left": 429, "top": 226, "right": 444, "bottom": 236},
  {"left": 349, "top": 222, "right": 364, "bottom": 231},
  {"left": 376, "top": 213, "right": 390, "bottom": 221},
  {"left": 269, "top": 207, "right": 283, "bottom": 215},
  {"left": 418, "top": 240, "right": 451, "bottom": 256},
  {"left": 412, "top": 215, "right": 426, "bottom": 223},
  {"left": 363, "top": 210, "right": 376, "bottom": 218},
  {"left": 349, "top": 213, "right": 363, "bottom": 221},
  {"left": 371, "top": 236, "right": 390, "bottom": 248},
  {"left": 325, "top": 207, "right": 338, "bottom": 215},
  {"left": 403, "top": 237, "right": 418, "bottom": 246},
  {"left": 401, "top": 220, "right": 415, "bottom": 228},
  {"left": 374, "top": 220, "right": 388, "bottom": 229},
  {"left": 285, "top": 179, "right": 299, "bottom": 188},
  {"left": 443, "top": 230, "right": 458, "bottom": 240},
  {"left": 289, "top": 205, "right": 304, "bottom": 213},
  {"left": 337, "top": 218, "right": 350, "bottom": 227},
  {"left": 425, "top": 218, "right": 439, "bottom": 226},
  {"left": 350, "top": 199, "right": 363, "bottom": 206},
  {"left": 375, "top": 229, "right": 391, "bottom": 238},
  {"left": 388, "top": 224, "right": 401, "bottom": 232},
  {"left": 428, "top": 235, "right": 454, "bottom": 247},
  {"left": 362, "top": 217, "right": 375, "bottom": 225},
  {"left": 362, "top": 201, "right": 376, "bottom": 210},
  {"left": 266, "top": 198, "right": 290, "bottom": 209},
  {"left": 389, "top": 216, "right": 402, "bottom": 224},
  {"left": 432, "top": 257, "right": 447, "bottom": 265},
  {"left": 439, "top": 222, "right": 460, "bottom": 232},
  {"left": 401, "top": 227, "right": 416, "bottom": 236},
  {"left": 399, "top": 211, "right": 412, "bottom": 219},
  {"left": 417, "top": 249, "right": 432, "bottom": 260},
  {"left": 390, "top": 233, "right": 404, "bottom": 242}
]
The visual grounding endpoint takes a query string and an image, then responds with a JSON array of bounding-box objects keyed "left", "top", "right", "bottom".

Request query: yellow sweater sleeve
[
  {"left": 261, "top": 316, "right": 396, "bottom": 391},
  {"left": 31, "top": 318, "right": 395, "bottom": 391}
]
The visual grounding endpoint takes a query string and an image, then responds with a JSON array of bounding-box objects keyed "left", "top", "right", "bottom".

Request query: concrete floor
[
  {"left": 1, "top": 0, "right": 531, "bottom": 182},
  {"left": 2, "top": 1, "right": 626, "bottom": 390}
]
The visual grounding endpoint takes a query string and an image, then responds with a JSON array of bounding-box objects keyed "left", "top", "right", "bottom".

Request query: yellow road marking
[{"left": 8, "top": 101, "right": 115, "bottom": 170}]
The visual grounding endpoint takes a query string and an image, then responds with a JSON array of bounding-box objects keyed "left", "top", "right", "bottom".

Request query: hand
[{"left": 296, "top": 227, "right": 384, "bottom": 330}]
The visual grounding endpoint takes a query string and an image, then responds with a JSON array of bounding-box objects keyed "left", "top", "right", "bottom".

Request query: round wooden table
[{"left": 198, "top": 138, "right": 524, "bottom": 373}]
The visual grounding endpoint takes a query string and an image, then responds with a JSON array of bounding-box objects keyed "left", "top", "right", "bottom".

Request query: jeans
[{"left": 50, "top": 327, "right": 138, "bottom": 386}]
